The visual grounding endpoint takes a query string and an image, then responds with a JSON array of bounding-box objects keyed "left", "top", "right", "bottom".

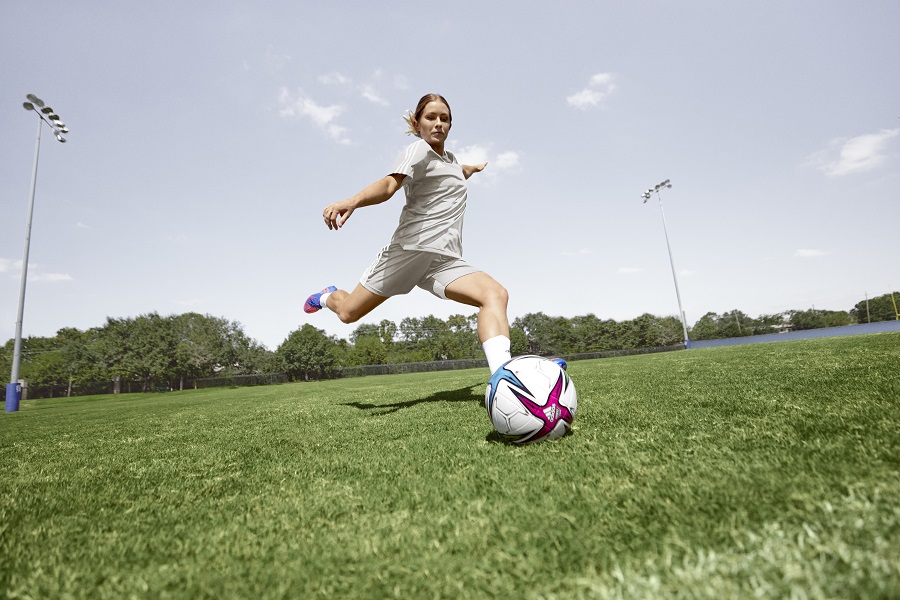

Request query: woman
[{"left": 304, "top": 93, "right": 511, "bottom": 374}]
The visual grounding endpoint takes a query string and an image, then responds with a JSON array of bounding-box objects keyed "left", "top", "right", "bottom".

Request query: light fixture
[
  {"left": 6, "top": 95, "right": 70, "bottom": 412},
  {"left": 641, "top": 179, "right": 690, "bottom": 349}
]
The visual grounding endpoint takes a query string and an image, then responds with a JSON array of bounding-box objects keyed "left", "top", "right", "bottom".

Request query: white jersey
[{"left": 388, "top": 139, "right": 467, "bottom": 258}]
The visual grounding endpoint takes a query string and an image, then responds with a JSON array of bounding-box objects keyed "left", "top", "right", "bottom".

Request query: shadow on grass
[{"left": 342, "top": 384, "right": 483, "bottom": 415}]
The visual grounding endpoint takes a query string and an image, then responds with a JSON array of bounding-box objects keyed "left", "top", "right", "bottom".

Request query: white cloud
[
  {"left": 562, "top": 248, "right": 593, "bottom": 257},
  {"left": 794, "top": 248, "right": 829, "bottom": 258},
  {"left": 278, "top": 88, "right": 351, "bottom": 144},
  {"left": 318, "top": 72, "right": 352, "bottom": 86},
  {"left": 1, "top": 259, "right": 72, "bottom": 282},
  {"left": 567, "top": 72, "right": 617, "bottom": 109},
  {"left": 360, "top": 84, "right": 389, "bottom": 106},
  {"left": 809, "top": 128, "right": 899, "bottom": 176},
  {"left": 454, "top": 143, "right": 489, "bottom": 166},
  {"left": 264, "top": 45, "right": 291, "bottom": 71},
  {"left": 318, "top": 71, "right": 391, "bottom": 106},
  {"left": 393, "top": 74, "right": 410, "bottom": 91},
  {"left": 177, "top": 298, "right": 206, "bottom": 308},
  {"left": 32, "top": 272, "right": 73, "bottom": 283},
  {"left": 494, "top": 151, "right": 520, "bottom": 170},
  {"left": 617, "top": 267, "right": 643, "bottom": 274}
]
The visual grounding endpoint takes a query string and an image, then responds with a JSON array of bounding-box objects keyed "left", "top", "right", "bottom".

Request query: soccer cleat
[
  {"left": 548, "top": 357, "right": 567, "bottom": 371},
  {"left": 304, "top": 285, "right": 337, "bottom": 314}
]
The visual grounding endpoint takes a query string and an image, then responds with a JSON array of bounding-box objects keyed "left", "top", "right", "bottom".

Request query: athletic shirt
[{"left": 388, "top": 139, "right": 467, "bottom": 258}]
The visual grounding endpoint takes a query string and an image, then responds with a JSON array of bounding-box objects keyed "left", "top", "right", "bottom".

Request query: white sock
[
  {"left": 483, "top": 335, "right": 511, "bottom": 374},
  {"left": 318, "top": 292, "right": 332, "bottom": 310}
]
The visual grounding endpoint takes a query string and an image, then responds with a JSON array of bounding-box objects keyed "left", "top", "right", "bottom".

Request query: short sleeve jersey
[{"left": 388, "top": 139, "right": 467, "bottom": 258}]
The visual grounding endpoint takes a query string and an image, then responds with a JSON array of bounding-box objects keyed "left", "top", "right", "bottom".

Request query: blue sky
[{"left": 1, "top": 1, "right": 898, "bottom": 350}]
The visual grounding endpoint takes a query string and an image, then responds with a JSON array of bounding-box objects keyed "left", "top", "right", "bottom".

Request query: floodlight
[
  {"left": 641, "top": 179, "right": 690, "bottom": 349},
  {"left": 8, "top": 94, "right": 69, "bottom": 412}
]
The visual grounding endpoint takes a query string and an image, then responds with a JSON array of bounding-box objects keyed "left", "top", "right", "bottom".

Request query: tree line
[{"left": 2, "top": 292, "right": 896, "bottom": 392}]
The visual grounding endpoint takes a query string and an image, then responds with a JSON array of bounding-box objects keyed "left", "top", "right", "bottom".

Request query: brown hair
[{"left": 404, "top": 93, "right": 452, "bottom": 136}]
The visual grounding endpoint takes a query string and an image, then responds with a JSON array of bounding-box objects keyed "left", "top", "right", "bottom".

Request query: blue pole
[{"left": 6, "top": 383, "right": 21, "bottom": 412}]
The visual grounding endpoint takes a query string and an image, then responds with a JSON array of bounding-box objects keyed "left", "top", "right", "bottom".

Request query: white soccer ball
[{"left": 484, "top": 355, "right": 578, "bottom": 444}]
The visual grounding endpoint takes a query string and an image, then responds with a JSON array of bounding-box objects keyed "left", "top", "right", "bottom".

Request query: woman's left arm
[{"left": 462, "top": 162, "right": 488, "bottom": 180}]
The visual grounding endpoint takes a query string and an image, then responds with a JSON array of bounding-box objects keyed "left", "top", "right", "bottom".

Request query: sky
[{"left": 1, "top": 1, "right": 898, "bottom": 351}]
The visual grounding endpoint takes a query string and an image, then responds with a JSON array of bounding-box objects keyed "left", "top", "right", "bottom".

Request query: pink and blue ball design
[{"left": 485, "top": 356, "right": 577, "bottom": 444}]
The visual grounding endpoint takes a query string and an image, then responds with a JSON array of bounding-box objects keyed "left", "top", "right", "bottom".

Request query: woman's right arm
[{"left": 322, "top": 174, "right": 405, "bottom": 231}]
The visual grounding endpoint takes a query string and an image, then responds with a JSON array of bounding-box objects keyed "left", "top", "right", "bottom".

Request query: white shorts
[{"left": 360, "top": 245, "right": 481, "bottom": 300}]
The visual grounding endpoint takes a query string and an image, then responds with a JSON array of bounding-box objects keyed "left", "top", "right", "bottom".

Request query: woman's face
[{"left": 415, "top": 101, "right": 451, "bottom": 152}]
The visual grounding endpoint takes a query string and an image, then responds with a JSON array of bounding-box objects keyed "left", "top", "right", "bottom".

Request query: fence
[
  {"left": 338, "top": 358, "right": 488, "bottom": 378},
  {"left": 190, "top": 373, "right": 289, "bottom": 389},
  {"left": 0, "top": 373, "right": 291, "bottom": 402},
  {"left": 336, "top": 345, "right": 685, "bottom": 378},
  {"left": 6, "top": 321, "right": 896, "bottom": 402},
  {"left": 690, "top": 320, "right": 900, "bottom": 348}
]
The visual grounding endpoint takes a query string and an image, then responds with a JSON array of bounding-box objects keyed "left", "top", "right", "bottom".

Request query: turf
[{"left": 1, "top": 333, "right": 898, "bottom": 599}]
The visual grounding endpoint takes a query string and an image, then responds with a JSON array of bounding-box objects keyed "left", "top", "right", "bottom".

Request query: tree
[
  {"left": 277, "top": 324, "right": 339, "bottom": 381},
  {"left": 569, "top": 314, "right": 622, "bottom": 352},
  {"left": 789, "top": 309, "right": 852, "bottom": 331},
  {"left": 95, "top": 316, "right": 142, "bottom": 390},
  {"left": 15, "top": 335, "right": 65, "bottom": 387},
  {"left": 399, "top": 317, "right": 424, "bottom": 345},
  {"left": 173, "top": 313, "right": 229, "bottom": 382},
  {"left": 446, "top": 313, "right": 480, "bottom": 359},
  {"left": 172, "top": 313, "right": 274, "bottom": 385},
  {"left": 417, "top": 315, "right": 454, "bottom": 361},
  {"left": 514, "top": 312, "right": 572, "bottom": 356},
  {"left": 349, "top": 335, "right": 388, "bottom": 366},
  {"left": 851, "top": 292, "right": 900, "bottom": 323},
  {"left": 377, "top": 319, "right": 398, "bottom": 348},
  {"left": 690, "top": 312, "right": 723, "bottom": 341},
  {"left": 56, "top": 327, "right": 104, "bottom": 395},
  {"left": 123, "top": 313, "right": 178, "bottom": 389},
  {"left": 755, "top": 313, "right": 787, "bottom": 334},
  {"left": 620, "top": 313, "right": 682, "bottom": 348},
  {"left": 690, "top": 311, "right": 784, "bottom": 340},
  {"left": 509, "top": 326, "right": 528, "bottom": 355}
]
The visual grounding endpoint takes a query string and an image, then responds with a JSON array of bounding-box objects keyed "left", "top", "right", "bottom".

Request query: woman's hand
[
  {"left": 323, "top": 201, "right": 354, "bottom": 230},
  {"left": 322, "top": 174, "right": 405, "bottom": 231},
  {"left": 462, "top": 162, "right": 488, "bottom": 180}
]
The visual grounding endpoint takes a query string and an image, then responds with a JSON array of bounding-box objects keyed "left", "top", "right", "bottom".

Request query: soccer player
[{"left": 304, "top": 93, "right": 512, "bottom": 374}]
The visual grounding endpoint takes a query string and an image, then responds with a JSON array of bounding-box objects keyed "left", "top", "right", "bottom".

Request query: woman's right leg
[{"left": 325, "top": 283, "right": 388, "bottom": 324}]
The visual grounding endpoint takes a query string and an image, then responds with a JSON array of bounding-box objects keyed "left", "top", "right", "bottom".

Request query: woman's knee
[
  {"left": 336, "top": 309, "right": 361, "bottom": 325},
  {"left": 335, "top": 302, "right": 368, "bottom": 324},
  {"left": 483, "top": 280, "right": 509, "bottom": 308},
  {"left": 332, "top": 286, "right": 386, "bottom": 324}
]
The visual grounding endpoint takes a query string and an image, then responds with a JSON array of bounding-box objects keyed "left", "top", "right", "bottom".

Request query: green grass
[{"left": 1, "top": 333, "right": 898, "bottom": 599}]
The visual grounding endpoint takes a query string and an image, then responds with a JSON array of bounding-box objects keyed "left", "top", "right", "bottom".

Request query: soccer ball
[{"left": 484, "top": 355, "right": 577, "bottom": 444}]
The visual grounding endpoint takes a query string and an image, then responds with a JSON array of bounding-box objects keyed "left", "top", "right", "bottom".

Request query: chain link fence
[{"left": 336, "top": 345, "right": 685, "bottom": 378}]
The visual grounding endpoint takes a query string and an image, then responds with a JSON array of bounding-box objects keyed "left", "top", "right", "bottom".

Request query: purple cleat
[{"left": 304, "top": 285, "right": 337, "bottom": 314}]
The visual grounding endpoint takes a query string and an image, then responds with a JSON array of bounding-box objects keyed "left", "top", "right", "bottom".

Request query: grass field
[{"left": 1, "top": 333, "right": 898, "bottom": 599}]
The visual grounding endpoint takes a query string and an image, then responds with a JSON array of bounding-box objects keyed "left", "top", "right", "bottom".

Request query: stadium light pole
[
  {"left": 641, "top": 179, "right": 691, "bottom": 349},
  {"left": 6, "top": 95, "right": 69, "bottom": 413}
]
